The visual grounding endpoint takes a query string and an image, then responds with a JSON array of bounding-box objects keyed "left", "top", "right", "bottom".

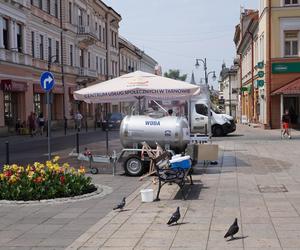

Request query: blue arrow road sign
[{"left": 40, "top": 71, "right": 55, "bottom": 91}]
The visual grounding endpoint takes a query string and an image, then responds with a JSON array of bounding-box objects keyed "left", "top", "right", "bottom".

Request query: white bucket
[{"left": 140, "top": 188, "right": 154, "bottom": 203}]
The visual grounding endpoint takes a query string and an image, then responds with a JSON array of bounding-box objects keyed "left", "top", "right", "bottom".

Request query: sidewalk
[
  {"left": 0, "top": 127, "right": 100, "bottom": 144},
  {"left": 66, "top": 125, "right": 300, "bottom": 250}
]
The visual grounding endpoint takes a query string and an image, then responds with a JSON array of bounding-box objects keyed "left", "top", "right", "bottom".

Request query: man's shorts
[{"left": 283, "top": 122, "right": 289, "bottom": 129}]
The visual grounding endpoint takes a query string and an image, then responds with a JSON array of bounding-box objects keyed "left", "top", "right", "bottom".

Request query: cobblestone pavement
[
  {"left": 0, "top": 130, "right": 141, "bottom": 250},
  {"left": 66, "top": 125, "right": 300, "bottom": 250}
]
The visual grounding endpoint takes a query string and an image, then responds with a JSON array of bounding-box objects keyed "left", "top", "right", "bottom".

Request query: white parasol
[{"left": 73, "top": 71, "right": 200, "bottom": 103}]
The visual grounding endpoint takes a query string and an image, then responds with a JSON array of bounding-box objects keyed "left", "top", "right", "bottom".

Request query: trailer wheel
[
  {"left": 90, "top": 167, "right": 99, "bottom": 175},
  {"left": 124, "top": 155, "right": 144, "bottom": 176}
]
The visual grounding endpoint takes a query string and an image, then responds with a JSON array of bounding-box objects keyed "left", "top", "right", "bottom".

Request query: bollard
[
  {"left": 5, "top": 141, "right": 9, "bottom": 165},
  {"left": 105, "top": 128, "right": 109, "bottom": 155},
  {"left": 64, "top": 117, "right": 67, "bottom": 136},
  {"left": 76, "top": 132, "right": 79, "bottom": 154}
]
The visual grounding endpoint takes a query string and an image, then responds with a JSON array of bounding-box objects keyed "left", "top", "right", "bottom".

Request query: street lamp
[
  {"left": 195, "top": 58, "right": 216, "bottom": 141},
  {"left": 48, "top": 55, "right": 58, "bottom": 71}
]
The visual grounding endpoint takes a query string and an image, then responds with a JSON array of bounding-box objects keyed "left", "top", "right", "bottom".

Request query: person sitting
[{"left": 168, "top": 109, "right": 173, "bottom": 116}]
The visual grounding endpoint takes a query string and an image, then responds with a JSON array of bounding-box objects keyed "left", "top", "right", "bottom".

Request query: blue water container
[{"left": 169, "top": 156, "right": 191, "bottom": 170}]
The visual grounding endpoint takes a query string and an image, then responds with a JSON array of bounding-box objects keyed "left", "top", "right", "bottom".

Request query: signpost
[{"left": 40, "top": 72, "right": 55, "bottom": 160}]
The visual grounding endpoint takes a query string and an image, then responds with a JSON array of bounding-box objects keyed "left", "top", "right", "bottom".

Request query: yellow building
[{"left": 235, "top": 0, "right": 300, "bottom": 128}]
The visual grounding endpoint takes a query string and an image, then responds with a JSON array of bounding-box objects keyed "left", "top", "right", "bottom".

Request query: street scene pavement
[{"left": 1, "top": 125, "right": 300, "bottom": 249}]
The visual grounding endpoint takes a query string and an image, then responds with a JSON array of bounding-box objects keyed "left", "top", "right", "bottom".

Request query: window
[
  {"left": 55, "top": 40, "right": 59, "bottom": 63},
  {"left": 4, "top": 93, "right": 13, "bottom": 124},
  {"left": 104, "top": 59, "right": 106, "bottom": 74},
  {"left": 195, "top": 104, "right": 208, "bottom": 116},
  {"left": 47, "top": 0, "right": 50, "bottom": 14},
  {"left": 88, "top": 52, "right": 91, "bottom": 68},
  {"left": 39, "top": 35, "right": 44, "bottom": 60},
  {"left": 78, "top": 9, "right": 83, "bottom": 26},
  {"left": 103, "top": 27, "right": 105, "bottom": 43},
  {"left": 87, "top": 15, "right": 90, "bottom": 26},
  {"left": 54, "top": 0, "right": 58, "bottom": 18},
  {"left": 112, "top": 61, "right": 114, "bottom": 76},
  {"left": 96, "top": 56, "right": 98, "bottom": 72},
  {"left": 16, "top": 24, "right": 22, "bottom": 53},
  {"left": 100, "top": 58, "right": 103, "bottom": 74},
  {"left": 99, "top": 25, "right": 101, "bottom": 40},
  {"left": 48, "top": 38, "right": 52, "bottom": 61},
  {"left": 284, "top": 31, "right": 298, "bottom": 57},
  {"left": 79, "top": 49, "right": 84, "bottom": 67},
  {"left": 39, "top": 0, "right": 42, "bottom": 9},
  {"left": 3, "top": 18, "right": 8, "bottom": 49},
  {"left": 284, "top": 0, "right": 298, "bottom": 5},
  {"left": 95, "top": 22, "right": 98, "bottom": 31},
  {"left": 34, "top": 94, "right": 42, "bottom": 115},
  {"left": 68, "top": 2, "right": 72, "bottom": 23},
  {"left": 31, "top": 31, "right": 35, "bottom": 57},
  {"left": 70, "top": 44, "right": 73, "bottom": 66}
]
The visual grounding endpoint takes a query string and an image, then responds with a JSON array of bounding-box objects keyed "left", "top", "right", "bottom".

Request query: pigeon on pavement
[
  {"left": 224, "top": 218, "right": 239, "bottom": 240},
  {"left": 113, "top": 197, "right": 126, "bottom": 211},
  {"left": 167, "top": 207, "right": 180, "bottom": 226}
]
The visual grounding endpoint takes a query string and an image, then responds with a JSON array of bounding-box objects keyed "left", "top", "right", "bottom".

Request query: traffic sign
[{"left": 40, "top": 71, "right": 55, "bottom": 91}]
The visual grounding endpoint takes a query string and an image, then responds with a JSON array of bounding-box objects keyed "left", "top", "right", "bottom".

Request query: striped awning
[{"left": 272, "top": 77, "right": 300, "bottom": 95}]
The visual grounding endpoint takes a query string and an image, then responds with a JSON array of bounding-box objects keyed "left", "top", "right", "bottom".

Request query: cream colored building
[
  {"left": 234, "top": 0, "right": 300, "bottom": 128},
  {"left": 0, "top": 0, "right": 121, "bottom": 134}
]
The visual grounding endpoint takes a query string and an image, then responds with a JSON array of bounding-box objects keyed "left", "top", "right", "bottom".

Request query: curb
[{"left": 0, "top": 184, "right": 112, "bottom": 206}]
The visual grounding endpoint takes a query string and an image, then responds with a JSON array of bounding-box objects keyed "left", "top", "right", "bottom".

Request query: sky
[{"left": 103, "top": 0, "right": 258, "bottom": 87}]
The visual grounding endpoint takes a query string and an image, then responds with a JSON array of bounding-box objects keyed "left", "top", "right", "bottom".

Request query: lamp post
[{"left": 195, "top": 58, "right": 216, "bottom": 142}]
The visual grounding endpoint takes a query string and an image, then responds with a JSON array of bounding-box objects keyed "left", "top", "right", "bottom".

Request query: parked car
[{"left": 101, "top": 112, "right": 124, "bottom": 131}]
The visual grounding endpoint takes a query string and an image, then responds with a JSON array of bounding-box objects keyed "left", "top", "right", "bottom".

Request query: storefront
[
  {"left": 0, "top": 79, "right": 27, "bottom": 132},
  {"left": 272, "top": 77, "right": 300, "bottom": 129}
]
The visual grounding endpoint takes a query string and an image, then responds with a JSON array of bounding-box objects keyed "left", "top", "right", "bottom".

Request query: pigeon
[
  {"left": 113, "top": 197, "right": 126, "bottom": 211},
  {"left": 224, "top": 218, "right": 239, "bottom": 240},
  {"left": 167, "top": 207, "right": 180, "bottom": 226}
]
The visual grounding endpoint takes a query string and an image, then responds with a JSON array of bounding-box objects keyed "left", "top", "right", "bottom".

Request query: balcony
[
  {"left": 76, "top": 67, "right": 98, "bottom": 84},
  {"left": 77, "top": 26, "right": 97, "bottom": 48},
  {"left": 0, "top": 49, "right": 32, "bottom": 66}
]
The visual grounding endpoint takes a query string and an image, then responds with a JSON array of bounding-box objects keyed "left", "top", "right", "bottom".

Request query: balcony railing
[
  {"left": 78, "top": 68, "right": 97, "bottom": 78},
  {"left": 0, "top": 49, "right": 32, "bottom": 66}
]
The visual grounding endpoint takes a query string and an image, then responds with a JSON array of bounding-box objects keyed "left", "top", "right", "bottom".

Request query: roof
[{"left": 272, "top": 77, "right": 300, "bottom": 95}]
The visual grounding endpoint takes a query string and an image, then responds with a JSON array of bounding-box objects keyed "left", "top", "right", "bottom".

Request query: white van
[{"left": 190, "top": 100, "right": 236, "bottom": 136}]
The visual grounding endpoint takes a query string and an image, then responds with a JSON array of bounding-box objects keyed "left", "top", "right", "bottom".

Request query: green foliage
[
  {"left": 164, "top": 69, "right": 187, "bottom": 81},
  {"left": 0, "top": 158, "right": 96, "bottom": 201}
]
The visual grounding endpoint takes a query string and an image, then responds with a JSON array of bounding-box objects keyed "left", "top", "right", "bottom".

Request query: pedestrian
[
  {"left": 37, "top": 113, "right": 45, "bottom": 136},
  {"left": 28, "top": 112, "right": 36, "bottom": 137},
  {"left": 282, "top": 109, "right": 291, "bottom": 139},
  {"left": 167, "top": 109, "right": 173, "bottom": 116},
  {"left": 75, "top": 111, "right": 83, "bottom": 132},
  {"left": 15, "top": 119, "right": 21, "bottom": 135}
]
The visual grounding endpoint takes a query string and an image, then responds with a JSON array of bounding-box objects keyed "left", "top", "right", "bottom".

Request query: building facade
[
  {"left": 235, "top": 1, "right": 300, "bottom": 128},
  {"left": 0, "top": 0, "right": 121, "bottom": 134},
  {"left": 218, "top": 61, "right": 239, "bottom": 120}
]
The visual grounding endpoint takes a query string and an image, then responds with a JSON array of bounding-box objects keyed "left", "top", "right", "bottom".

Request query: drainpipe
[
  {"left": 267, "top": 0, "right": 272, "bottom": 128},
  {"left": 60, "top": 0, "right": 67, "bottom": 135},
  {"left": 239, "top": 53, "right": 243, "bottom": 122}
]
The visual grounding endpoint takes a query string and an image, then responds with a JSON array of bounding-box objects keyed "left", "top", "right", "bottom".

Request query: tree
[{"left": 164, "top": 69, "right": 187, "bottom": 81}]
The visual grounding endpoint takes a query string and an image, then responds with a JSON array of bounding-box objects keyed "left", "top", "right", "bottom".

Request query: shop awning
[{"left": 272, "top": 77, "right": 300, "bottom": 95}]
